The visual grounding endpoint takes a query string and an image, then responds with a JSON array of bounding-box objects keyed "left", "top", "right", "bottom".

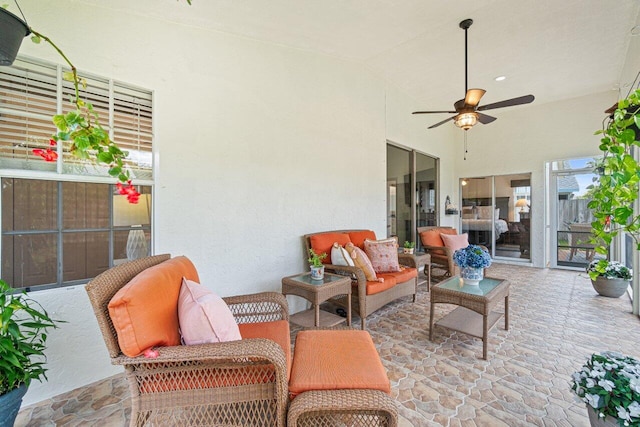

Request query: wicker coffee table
[
  {"left": 429, "top": 275, "right": 509, "bottom": 359},
  {"left": 282, "top": 272, "right": 351, "bottom": 327}
]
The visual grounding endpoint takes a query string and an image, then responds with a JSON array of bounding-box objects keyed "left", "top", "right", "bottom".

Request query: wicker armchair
[
  {"left": 418, "top": 226, "right": 488, "bottom": 277},
  {"left": 85, "top": 254, "right": 289, "bottom": 427}
]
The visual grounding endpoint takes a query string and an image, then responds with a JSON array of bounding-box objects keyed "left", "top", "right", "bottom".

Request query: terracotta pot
[
  {"left": 0, "top": 8, "right": 30, "bottom": 66},
  {"left": 591, "top": 276, "right": 629, "bottom": 298}
]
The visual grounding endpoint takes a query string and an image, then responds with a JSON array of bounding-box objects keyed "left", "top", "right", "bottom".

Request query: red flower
[
  {"left": 33, "top": 148, "right": 58, "bottom": 162},
  {"left": 49, "top": 139, "right": 57, "bottom": 146},
  {"left": 116, "top": 181, "right": 141, "bottom": 204}
]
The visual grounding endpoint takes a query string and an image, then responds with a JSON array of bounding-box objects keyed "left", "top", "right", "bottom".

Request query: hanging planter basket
[{"left": 0, "top": 7, "right": 30, "bottom": 66}]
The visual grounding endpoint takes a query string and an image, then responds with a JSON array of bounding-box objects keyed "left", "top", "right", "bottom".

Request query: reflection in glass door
[
  {"left": 460, "top": 173, "right": 531, "bottom": 261},
  {"left": 551, "top": 159, "right": 604, "bottom": 268},
  {"left": 386, "top": 145, "right": 438, "bottom": 249}
]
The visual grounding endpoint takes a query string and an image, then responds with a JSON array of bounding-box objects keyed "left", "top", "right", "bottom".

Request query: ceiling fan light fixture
[{"left": 454, "top": 112, "right": 478, "bottom": 130}]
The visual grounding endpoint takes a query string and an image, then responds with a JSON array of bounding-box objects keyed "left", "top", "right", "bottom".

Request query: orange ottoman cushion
[
  {"left": 108, "top": 256, "right": 199, "bottom": 357},
  {"left": 238, "top": 320, "right": 292, "bottom": 379},
  {"left": 288, "top": 330, "right": 390, "bottom": 399}
]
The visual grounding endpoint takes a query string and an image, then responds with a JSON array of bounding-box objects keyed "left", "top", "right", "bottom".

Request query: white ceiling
[{"left": 85, "top": 0, "right": 640, "bottom": 117}]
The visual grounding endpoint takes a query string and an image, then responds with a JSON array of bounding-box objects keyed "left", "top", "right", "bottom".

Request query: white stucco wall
[{"left": 13, "top": 1, "right": 455, "bottom": 405}]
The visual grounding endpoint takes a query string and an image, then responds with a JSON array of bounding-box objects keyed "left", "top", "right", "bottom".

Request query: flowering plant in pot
[
  {"left": 453, "top": 244, "right": 491, "bottom": 285},
  {"left": 307, "top": 249, "right": 327, "bottom": 280},
  {"left": 571, "top": 351, "right": 640, "bottom": 427},
  {"left": 403, "top": 241, "right": 415, "bottom": 254},
  {"left": 586, "top": 260, "right": 632, "bottom": 298},
  {"left": 0, "top": 280, "right": 60, "bottom": 426}
]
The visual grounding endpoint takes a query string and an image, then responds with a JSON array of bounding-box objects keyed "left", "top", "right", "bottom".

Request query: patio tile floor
[{"left": 16, "top": 263, "right": 640, "bottom": 426}]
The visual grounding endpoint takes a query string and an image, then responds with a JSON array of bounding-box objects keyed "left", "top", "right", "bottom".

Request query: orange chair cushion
[
  {"left": 108, "top": 256, "right": 200, "bottom": 357},
  {"left": 238, "top": 320, "right": 292, "bottom": 379},
  {"left": 310, "top": 233, "right": 352, "bottom": 264},
  {"left": 288, "top": 330, "right": 390, "bottom": 399},
  {"left": 348, "top": 230, "right": 377, "bottom": 249},
  {"left": 420, "top": 228, "right": 457, "bottom": 248}
]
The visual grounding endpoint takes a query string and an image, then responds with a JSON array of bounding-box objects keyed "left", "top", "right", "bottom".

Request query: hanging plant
[
  {"left": 587, "top": 88, "right": 640, "bottom": 277},
  {"left": 2, "top": 0, "right": 193, "bottom": 202}
]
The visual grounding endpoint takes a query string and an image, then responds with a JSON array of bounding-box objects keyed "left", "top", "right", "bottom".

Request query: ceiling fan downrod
[{"left": 459, "top": 19, "right": 473, "bottom": 94}]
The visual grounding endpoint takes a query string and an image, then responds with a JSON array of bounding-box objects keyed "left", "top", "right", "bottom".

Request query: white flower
[
  {"left": 598, "top": 379, "right": 615, "bottom": 392},
  {"left": 631, "top": 377, "right": 640, "bottom": 393},
  {"left": 629, "top": 401, "right": 640, "bottom": 418},
  {"left": 585, "top": 393, "right": 602, "bottom": 408},
  {"left": 585, "top": 378, "right": 596, "bottom": 389},
  {"left": 617, "top": 406, "right": 631, "bottom": 421}
]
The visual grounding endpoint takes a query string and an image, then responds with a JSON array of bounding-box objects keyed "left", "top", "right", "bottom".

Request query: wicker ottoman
[{"left": 288, "top": 330, "right": 398, "bottom": 427}]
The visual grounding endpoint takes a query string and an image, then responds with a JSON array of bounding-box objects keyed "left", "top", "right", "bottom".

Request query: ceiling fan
[{"left": 412, "top": 19, "right": 535, "bottom": 130}]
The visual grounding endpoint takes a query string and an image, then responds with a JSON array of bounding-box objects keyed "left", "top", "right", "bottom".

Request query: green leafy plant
[
  {"left": 307, "top": 249, "right": 327, "bottom": 267},
  {"left": 403, "top": 241, "right": 415, "bottom": 249},
  {"left": 571, "top": 351, "right": 640, "bottom": 426},
  {"left": 588, "top": 88, "right": 640, "bottom": 267},
  {"left": 0, "top": 280, "right": 61, "bottom": 396}
]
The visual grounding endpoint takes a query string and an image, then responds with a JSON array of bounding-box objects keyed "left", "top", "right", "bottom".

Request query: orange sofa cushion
[
  {"left": 366, "top": 276, "right": 396, "bottom": 295},
  {"left": 420, "top": 228, "right": 457, "bottom": 257},
  {"left": 108, "top": 256, "right": 199, "bottom": 357},
  {"left": 348, "top": 230, "right": 377, "bottom": 249},
  {"left": 288, "top": 330, "right": 390, "bottom": 399},
  {"left": 310, "top": 233, "right": 352, "bottom": 264},
  {"left": 238, "top": 320, "right": 292, "bottom": 379}
]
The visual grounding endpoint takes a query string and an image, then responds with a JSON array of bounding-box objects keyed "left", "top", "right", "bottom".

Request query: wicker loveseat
[
  {"left": 304, "top": 229, "right": 418, "bottom": 329},
  {"left": 85, "top": 254, "right": 290, "bottom": 427}
]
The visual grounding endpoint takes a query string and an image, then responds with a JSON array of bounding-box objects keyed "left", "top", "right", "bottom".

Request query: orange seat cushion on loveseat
[
  {"left": 309, "top": 233, "right": 352, "bottom": 264},
  {"left": 288, "top": 330, "right": 390, "bottom": 399},
  {"left": 108, "top": 256, "right": 199, "bottom": 357},
  {"left": 238, "top": 320, "right": 292, "bottom": 379}
]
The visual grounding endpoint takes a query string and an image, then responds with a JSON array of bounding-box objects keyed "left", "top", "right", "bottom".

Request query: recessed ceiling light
[
  {"left": 631, "top": 25, "right": 640, "bottom": 36},
  {"left": 494, "top": 75, "right": 506, "bottom": 82}
]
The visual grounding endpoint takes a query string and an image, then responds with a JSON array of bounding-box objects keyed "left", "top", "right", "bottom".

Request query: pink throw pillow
[
  {"left": 345, "top": 242, "right": 383, "bottom": 282},
  {"left": 440, "top": 233, "right": 469, "bottom": 252},
  {"left": 178, "top": 278, "right": 242, "bottom": 345},
  {"left": 364, "top": 237, "right": 400, "bottom": 273}
]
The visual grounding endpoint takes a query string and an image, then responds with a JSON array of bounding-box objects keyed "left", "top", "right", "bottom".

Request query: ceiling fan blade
[
  {"left": 428, "top": 116, "right": 455, "bottom": 129},
  {"left": 464, "top": 88, "right": 486, "bottom": 107},
  {"left": 478, "top": 94, "right": 535, "bottom": 111},
  {"left": 477, "top": 112, "right": 497, "bottom": 124},
  {"left": 412, "top": 110, "right": 457, "bottom": 114}
]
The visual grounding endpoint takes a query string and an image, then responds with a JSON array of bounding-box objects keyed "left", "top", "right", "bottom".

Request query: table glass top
[
  {"left": 436, "top": 276, "right": 504, "bottom": 296},
  {"left": 288, "top": 273, "right": 349, "bottom": 286}
]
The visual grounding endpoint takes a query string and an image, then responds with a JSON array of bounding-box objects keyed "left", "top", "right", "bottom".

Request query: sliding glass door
[
  {"left": 386, "top": 144, "right": 438, "bottom": 248},
  {"left": 460, "top": 173, "right": 531, "bottom": 261}
]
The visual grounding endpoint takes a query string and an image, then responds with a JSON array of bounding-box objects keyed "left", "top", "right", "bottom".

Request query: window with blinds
[{"left": 0, "top": 56, "right": 153, "bottom": 180}]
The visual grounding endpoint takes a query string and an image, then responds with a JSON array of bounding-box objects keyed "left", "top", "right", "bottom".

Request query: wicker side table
[
  {"left": 282, "top": 272, "right": 351, "bottom": 327},
  {"left": 429, "top": 276, "right": 509, "bottom": 359},
  {"left": 399, "top": 251, "right": 431, "bottom": 290}
]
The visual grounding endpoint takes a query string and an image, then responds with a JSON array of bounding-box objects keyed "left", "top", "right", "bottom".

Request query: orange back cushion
[
  {"left": 108, "top": 256, "right": 200, "bottom": 357},
  {"left": 420, "top": 228, "right": 457, "bottom": 247},
  {"left": 310, "top": 233, "right": 351, "bottom": 264},
  {"left": 348, "top": 230, "right": 377, "bottom": 249}
]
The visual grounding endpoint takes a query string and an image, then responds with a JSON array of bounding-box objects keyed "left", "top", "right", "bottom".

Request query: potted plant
[
  {"left": 453, "top": 244, "right": 492, "bottom": 285},
  {"left": 403, "top": 241, "right": 415, "bottom": 254},
  {"left": 307, "top": 249, "right": 327, "bottom": 281},
  {"left": 586, "top": 260, "right": 632, "bottom": 298},
  {"left": 0, "top": 280, "right": 60, "bottom": 427},
  {"left": 571, "top": 351, "right": 640, "bottom": 427},
  {"left": 0, "top": 7, "right": 30, "bottom": 66},
  {"left": 587, "top": 88, "right": 640, "bottom": 277}
]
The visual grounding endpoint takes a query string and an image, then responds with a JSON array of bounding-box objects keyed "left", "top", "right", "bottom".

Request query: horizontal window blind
[{"left": 0, "top": 57, "right": 153, "bottom": 180}]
